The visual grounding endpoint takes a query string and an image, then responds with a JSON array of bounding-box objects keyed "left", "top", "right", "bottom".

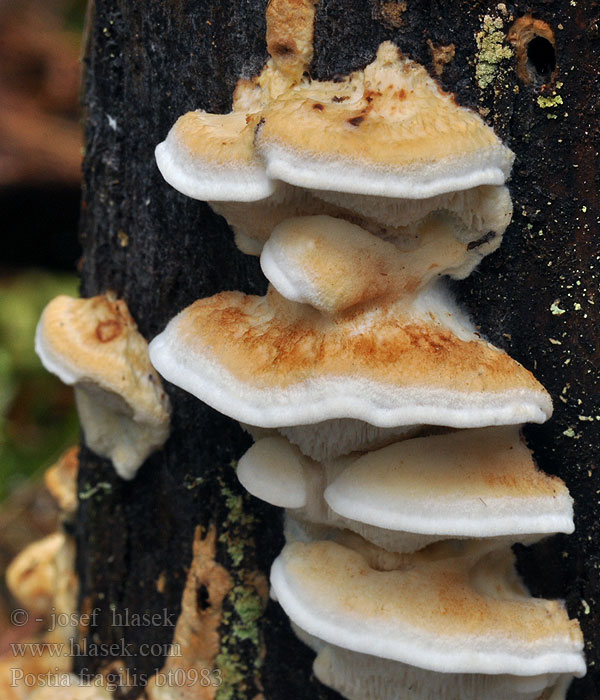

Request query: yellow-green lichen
[
  {"left": 230, "top": 586, "right": 264, "bottom": 647},
  {"left": 219, "top": 481, "right": 257, "bottom": 567},
  {"left": 215, "top": 650, "right": 246, "bottom": 700},
  {"left": 537, "top": 83, "right": 564, "bottom": 118},
  {"left": 215, "top": 478, "right": 266, "bottom": 700},
  {"left": 79, "top": 481, "right": 112, "bottom": 500},
  {"left": 475, "top": 15, "right": 513, "bottom": 90},
  {"left": 538, "top": 95, "right": 563, "bottom": 108}
]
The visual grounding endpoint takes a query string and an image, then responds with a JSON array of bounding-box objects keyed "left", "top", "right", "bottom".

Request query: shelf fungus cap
[
  {"left": 257, "top": 41, "right": 515, "bottom": 198},
  {"left": 326, "top": 426, "right": 574, "bottom": 539},
  {"left": 149, "top": 282, "right": 552, "bottom": 430},
  {"left": 261, "top": 214, "right": 485, "bottom": 313},
  {"left": 155, "top": 108, "right": 274, "bottom": 202},
  {"left": 237, "top": 436, "right": 311, "bottom": 509},
  {"left": 237, "top": 428, "right": 573, "bottom": 552},
  {"left": 270, "top": 540, "right": 586, "bottom": 677},
  {"left": 35, "top": 294, "right": 171, "bottom": 480},
  {"left": 155, "top": 0, "right": 319, "bottom": 207}
]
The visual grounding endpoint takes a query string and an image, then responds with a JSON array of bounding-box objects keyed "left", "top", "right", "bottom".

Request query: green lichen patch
[
  {"left": 537, "top": 82, "right": 564, "bottom": 119},
  {"left": 229, "top": 585, "right": 264, "bottom": 647},
  {"left": 215, "top": 650, "right": 246, "bottom": 700},
  {"left": 218, "top": 482, "right": 257, "bottom": 567},
  {"left": 79, "top": 481, "right": 112, "bottom": 500},
  {"left": 215, "top": 477, "right": 267, "bottom": 700},
  {"left": 475, "top": 15, "right": 513, "bottom": 90},
  {"left": 537, "top": 94, "right": 564, "bottom": 108}
]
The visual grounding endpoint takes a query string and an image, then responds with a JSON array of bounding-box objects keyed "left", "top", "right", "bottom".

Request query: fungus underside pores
[{"left": 147, "top": 0, "right": 585, "bottom": 698}]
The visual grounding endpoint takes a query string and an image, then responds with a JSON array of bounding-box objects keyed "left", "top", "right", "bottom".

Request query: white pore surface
[
  {"left": 310, "top": 638, "right": 571, "bottom": 700},
  {"left": 155, "top": 133, "right": 274, "bottom": 202},
  {"left": 312, "top": 184, "right": 513, "bottom": 233},
  {"left": 278, "top": 420, "right": 420, "bottom": 461},
  {"left": 259, "top": 140, "right": 513, "bottom": 199},
  {"left": 148, "top": 283, "right": 552, "bottom": 430},
  {"left": 75, "top": 386, "right": 166, "bottom": 481},
  {"left": 269, "top": 548, "right": 586, "bottom": 677}
]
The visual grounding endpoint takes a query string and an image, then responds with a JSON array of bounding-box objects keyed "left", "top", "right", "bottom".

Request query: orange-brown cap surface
[{"left": 36, "top": 294, "right": 171, "bottom": 479}]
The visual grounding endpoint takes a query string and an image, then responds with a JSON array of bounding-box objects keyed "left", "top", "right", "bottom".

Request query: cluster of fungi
[{"left": 10, "top": 1, "right": 586, "bottom": 698}]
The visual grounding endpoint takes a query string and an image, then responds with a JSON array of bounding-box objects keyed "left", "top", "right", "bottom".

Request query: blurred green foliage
[
  {"left": 63, "top": 0, "right": 88, "bottom": 33},
  {"left": 0, "top": 271, "right": 80, "bottom": 501}
]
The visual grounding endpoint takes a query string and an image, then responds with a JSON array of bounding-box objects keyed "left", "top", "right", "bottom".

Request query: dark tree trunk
[{"left": 76, "top": 1, "right": 599, "bottom": 698}]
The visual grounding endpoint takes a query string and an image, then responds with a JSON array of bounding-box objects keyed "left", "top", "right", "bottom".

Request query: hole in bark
[
  {"left": 197, "top": 584, "right": 210, "bottom": 610},
  {"left": 526, "top": 36, "right": 556, "bottom": 80},
  {"left": 508, "top": 16, "right": 556, "bottom": 86}
]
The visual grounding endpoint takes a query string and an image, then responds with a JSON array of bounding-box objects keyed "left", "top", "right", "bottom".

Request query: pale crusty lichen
[{"left": 475, "top": 15, "right": 513, "bottom": 90}]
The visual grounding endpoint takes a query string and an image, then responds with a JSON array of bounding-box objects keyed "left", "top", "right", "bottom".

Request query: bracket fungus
[
  {"left": 3, "top": 528, "right": 79, "bottom": 698},
  {"left": 256, "top": 42, "right": 514, "bottom": 198},
  {"left": 237, "top": 428, "right": 574, "bottom": 553},
  {"left": 157, "top": 41, "right": 514, "bottom": 201},
  {"left": 156, "top": 4, "right": 514, "bottom": 262},
  {"left": 260, "top": 212, "right": 511, "bottom": 314},
  {"left": 270, "top": 541, "right": 584, "bottom": 690},
  {"left": 155, "top": 109, "right": 273, "bottom": 202},
  {"left": 150, "top": 0, "right": 585, "bottom": 697},
  {"left": 6, "top": 532, "right": 69, "bottom": 617},
  {"left": 6, "top": 531, "right": 78, "bottom": 644},
  {"left": 35, "top": 293, "right": 171, "bottom": 480},
  {"left": 149, "top": 282, "right": 551, "bottom": 431},
  {"left": 300, "top": 631, "right": 577, "bottom": 700}
]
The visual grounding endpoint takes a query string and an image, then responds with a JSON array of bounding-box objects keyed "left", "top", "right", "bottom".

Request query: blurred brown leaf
[{"left": 0, "top": 0, "right": 83, "bottom": 186}]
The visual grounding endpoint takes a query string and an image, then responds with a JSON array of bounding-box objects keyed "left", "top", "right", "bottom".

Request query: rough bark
[{"left": 77, "top": 1, "right": 599, "bottom": 698}]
